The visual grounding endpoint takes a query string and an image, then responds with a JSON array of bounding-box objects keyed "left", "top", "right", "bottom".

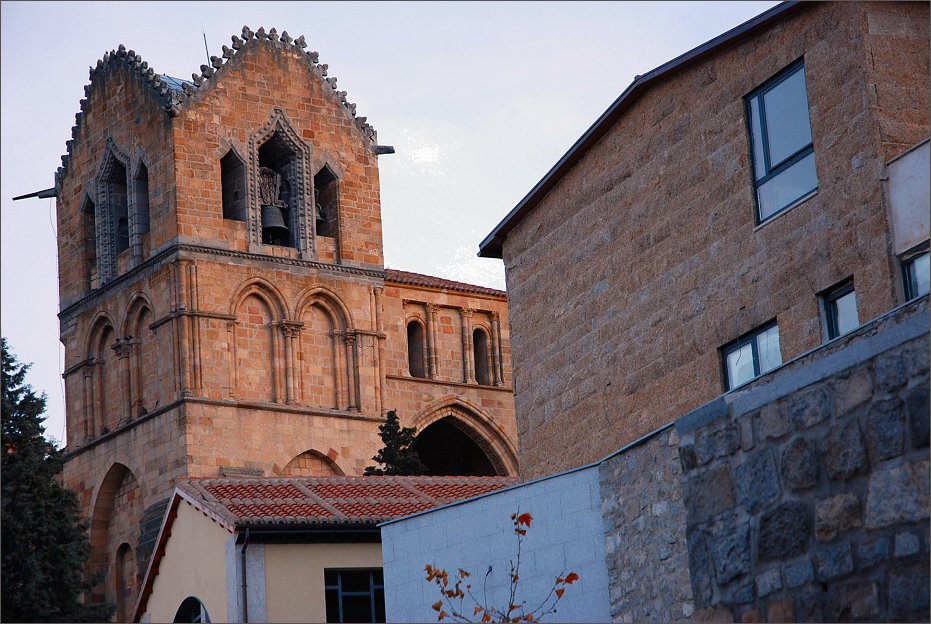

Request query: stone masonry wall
[
  {"left": 599, "top": 427, "right": 694, "bottom": 622},
  {"left": 501, "top": 1, "right": 930, "bottom": 479},
  {"left": 677, "top": 299, "right": 929, "bottom": 623}
]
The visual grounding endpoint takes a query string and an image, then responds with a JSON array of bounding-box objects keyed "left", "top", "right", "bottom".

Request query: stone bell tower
[{"left": 52, "top": 26, "right": 518, "bottom": 618}]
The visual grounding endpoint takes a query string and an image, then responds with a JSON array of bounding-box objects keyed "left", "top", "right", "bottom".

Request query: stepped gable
[
  {"left": 385, "top": 268, "right": 506, "bottom": 297},
  {"left": 57, "top": 25, "right": 378, "bottom": 186},
  {"left": 178, "top": 475, "right": 516, "bottom": 528}
]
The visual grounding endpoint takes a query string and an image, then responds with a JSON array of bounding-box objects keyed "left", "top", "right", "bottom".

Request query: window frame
[
  {"left": 720, "top": 321, "right": 781, "bottom": 391},
  {"left": 745, "top": 59, "right": 818, "bottom": 223},
  {"left": 822, "top": 280, "right": 858, "bottom": 341},
  {"left": 902, "top": 242, "right": 930, "bottom": 301},
  {"left": 324, "top": 568, "right": 385, "bottom": 624},
  {"left": 406, "top": 319, "right": 427, "bottom": 379}
]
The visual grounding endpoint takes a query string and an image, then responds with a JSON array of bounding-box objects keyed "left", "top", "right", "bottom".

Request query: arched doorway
[{"left": 413, "top": 417, "right": 497, "bottom": 476}]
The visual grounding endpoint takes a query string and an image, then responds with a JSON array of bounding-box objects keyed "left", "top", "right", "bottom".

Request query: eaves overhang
[{"left": 477, "top": 1, "right": 808, "bottom": 259}]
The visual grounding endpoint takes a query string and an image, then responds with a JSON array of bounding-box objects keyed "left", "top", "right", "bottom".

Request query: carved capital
[
  {"left": 279, "top": 321, "right": 303, "bottom": 339},
  {"left": 461, "top": 307, "right": 474, "bottom": 319},
  {"left": 342, "top": 332, "right": 357, "bottom": 346},
  {"left": 112, "top": 339, "right": 132, "bottom": 358}
]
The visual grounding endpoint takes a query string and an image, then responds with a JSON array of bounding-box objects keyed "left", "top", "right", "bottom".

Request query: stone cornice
[{"left": 58, "top": 242, "right": 386, "bottom": 322}]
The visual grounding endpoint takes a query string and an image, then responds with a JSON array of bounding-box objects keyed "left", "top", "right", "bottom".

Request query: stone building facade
[
  {"left": 480, "top": 1, "right": 930, "bottom": 479},
  {"left": 52, "top": 28, "right": 516, "bottom": 616}
]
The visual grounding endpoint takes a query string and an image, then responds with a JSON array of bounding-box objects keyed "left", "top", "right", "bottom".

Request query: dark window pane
[
  {"left": 325, "top": 571, "right": 339, "bottom": 587},
  {"left": 325, "top": 589, "right": 341, "bottom": 623},
  {"left": 762, "top": 68, "right": 812, "bottom": 166},
  {"left": 756, "top": 152, "right": 817, "bottom": 220},
  {"left": 375, "top": 589, "right": 386, "bottom": 623},
  {"left": 341, "top": 571, "right": 372, "bottom": 593},
  {"left": 341, "top": 595, "right": 374, "bottom": 623}
]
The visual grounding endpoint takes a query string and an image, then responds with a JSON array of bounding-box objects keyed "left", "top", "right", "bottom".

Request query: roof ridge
[{"left": 385, "top": 268, "right": 506, "bottom": 296}]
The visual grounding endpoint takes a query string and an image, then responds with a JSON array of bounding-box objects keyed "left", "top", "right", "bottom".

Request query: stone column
[
  {"left": 280, "top": 322, "right": 302, "bottom": 405},
  {"left": 460, "top": 308, "right": 474, "bottom": 384},
  {"left": 491, "top": 312, "right": 503, "bottom": 386},
  {"left": 226, "top": 321, "right": 238, "bottom": 399},
  {"left": 344, "top": 333, "right": 359, "bottom": 411},
  {"left": 426, "top": 304, "right": 439, "bottom": 379},
  {"left": 113, "top": 339, "right": 133, "bottom": 425},
  {"left": 82, "top": 360, "right": 96, "bottom": 440}
]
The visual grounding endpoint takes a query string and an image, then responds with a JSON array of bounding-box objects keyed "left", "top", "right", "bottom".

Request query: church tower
[{"left": 53, "top": 27, "right": 517, "bottom": 617}]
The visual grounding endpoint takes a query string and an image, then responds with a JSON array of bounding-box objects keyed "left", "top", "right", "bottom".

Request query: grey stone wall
[
  {"left": 599, "top": 428, "right": 695, "bottom": 622},
  {"left": 676, "top": 300, "right": 929, "bottom": 622}
]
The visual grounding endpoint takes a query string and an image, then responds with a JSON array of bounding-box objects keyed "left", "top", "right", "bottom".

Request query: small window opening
[
  {"left": 134, "top": 163, "right": 150, "bottom": 235},
  {"left": 473, "top": 328, "right": 491, "bottom": 385},
  {"left": 314, "top": 166, "right": 338, "bottom": 238},
  {"left": 903, "top": 242, "right": 930, "bottom": 301},
  {"left": 324, "top": 569, "right": 385, "bottom": 623},
  {"left": 220, "top": 150, "right": 247, "bottom": 221},
  {"left": 82, "top": 196, "right": 98, "bottom": 290},
  {"left": 108, "top": 160, "right": 129, "bottom": 255},
  {"left": 721, "top": 323, "right": 781, "bottom": 390},
  {"left": 822, "top": 280, "right": 859, "bottom": 341},
  {"left": 174, "top": 596, "right": 211, "bottom": 623},
  {"left": 258, "top": 133, "right": 297, "bottom": 247},
  {"left": 407, "top": 321, "right": 426, "bottom": 378}
]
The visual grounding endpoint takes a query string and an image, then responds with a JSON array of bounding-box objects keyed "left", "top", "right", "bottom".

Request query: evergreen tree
[
  {"left": 363, "top": 410, "right": 428, "bottom": 476},
  {"left": 1, "top": 338, "right": 115, "bottom": 623}
]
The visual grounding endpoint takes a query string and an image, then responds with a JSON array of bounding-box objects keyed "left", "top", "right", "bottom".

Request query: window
[
  {"left": 746, "top": 61, "right": 818, "bottom": 222},
  {"left": 324, "top": 569, "right": 385, "bottom": 623},
  {"left": 903, "top": 244, "right": 930, "bottom": 300},
  {"left": 173, "top": 596, "right": 210, "bottom": 623},
  {"left": 721, "top": 323, "right": 781, "bottom": 390},
  {"left": 314, "top": 165, "right": 339, "bottom": 238},
  {"left": 107, "top": 159, "right": 130, "bottom": 255},
  {"left": 221, "top": 150, "right": 247, "bottom": 221},
  {"left": 134, "top": 163, "right": 150, "bottom": 236},
  {"left": 473, "top": 328, "right": 491, "bottom": 385},
  {"left": 823, "top": 281, "right": 859, "bottom": 340},
  {"left": 407, "top": 320, "right": 426, "bottom": 378}
]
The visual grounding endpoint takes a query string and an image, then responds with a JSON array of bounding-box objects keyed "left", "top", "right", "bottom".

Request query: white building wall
[
  {"left": 382, "top": 465, "right": 610, "bottom": 623},
  {"left": 885, "top": 140, "right": 930, "bottom": 255}
]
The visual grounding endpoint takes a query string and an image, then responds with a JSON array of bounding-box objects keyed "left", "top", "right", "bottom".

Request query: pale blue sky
[{"left": 1, "top": 1, "right": 778, "bottom": 444}]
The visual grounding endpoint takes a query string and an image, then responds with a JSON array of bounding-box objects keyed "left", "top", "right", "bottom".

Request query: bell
[{"left": 261, "top": 204, "right": 289, "bottom": 240}]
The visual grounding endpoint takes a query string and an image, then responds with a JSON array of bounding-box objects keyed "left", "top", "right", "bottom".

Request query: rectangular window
[
  {"left": 324, "top": 569, "right": 385, "bottom": 623},
  {"left": 903, "top": 244, "right": 930, "bottom": 301},
  {"left": 746, "top": 61, "right": 818, "bottom": 222},
  {"left": 722, "top": 323, "right": 782, "bottom": 390},
  {"left": 823, "top": 281, "right": 859, "bottom": 340}
]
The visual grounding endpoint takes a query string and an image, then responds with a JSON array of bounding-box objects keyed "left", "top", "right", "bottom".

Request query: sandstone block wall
[
  {"left": 678, "top": 298, "right": 929, "bottom": 622},
  {"left": 500, "top": 1, "right": 930, "bottom": 479}
]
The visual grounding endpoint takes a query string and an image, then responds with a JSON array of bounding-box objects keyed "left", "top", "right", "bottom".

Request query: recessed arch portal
[{"left": 411, "top": 400, "right": 518, "bottom": 477}]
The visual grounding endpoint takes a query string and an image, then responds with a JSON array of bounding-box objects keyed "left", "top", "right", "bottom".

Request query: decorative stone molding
[{"left": 57, "top": 26, "right": 379, "bottom": 189}]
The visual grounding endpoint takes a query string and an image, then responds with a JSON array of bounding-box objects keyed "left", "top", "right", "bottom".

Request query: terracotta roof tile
[
  {"left": 385, "top": 269, "right": 506, "bottom": 298},
  {"left": 179, "top": 475, "right": 515, "bottom": 528}
]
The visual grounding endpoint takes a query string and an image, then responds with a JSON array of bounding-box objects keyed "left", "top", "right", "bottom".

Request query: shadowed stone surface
[
  {"left": 866, "top": 398, "right": 905, "bottom": 461},
  {"left": 781, "top": 437, "right": 818, "bottom": 491},
  {"left": 815, "top": 493, "right": 861, "bottom": 541},
  {"left": 822, "top": 419, "right": 868, "bottom": 481},
  {"left": 813, "top": 542, "right": 854, "bottom": 581},
  {"left": 759, "top": 502, "right": 811, "bottom": 560},
  {"left": 789, "top": 386, "right": 833, "bottom": 430},
  {"left": 708, "top": 511, "right": 751, "bottom": 584},
  {"left": 864, "top": 460, "right": 930, "bottom": 528},
  {"left": 733, "top": 451, "right": 780, "bottom": 513}
]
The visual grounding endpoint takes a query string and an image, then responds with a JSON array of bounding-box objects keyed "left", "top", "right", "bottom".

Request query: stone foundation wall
[{"left": 677, "top": 299, "right": 929, "bottom": 622}]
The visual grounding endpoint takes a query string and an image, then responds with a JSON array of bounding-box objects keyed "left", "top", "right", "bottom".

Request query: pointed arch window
[
  {"left": 81, "top": 195, "right": 99, "bottom": 290},
  {"left": 220, "top": 150, "right": 247, "bottom": 221},
  {"left": 134, "top": 163, "right": 150, "bottom": 236},
  {"left": 107, "top": 159, "right": 130, "bottom": 256},
  {"left": 257, "top": 132, "right": 300, "bottom": 248},
  {"left": 314, "top": 165, "right": 339, "bottom": 238}
]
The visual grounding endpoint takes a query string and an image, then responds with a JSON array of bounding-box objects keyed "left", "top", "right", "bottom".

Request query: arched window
[
  {"left": 107, "top": 159, "right": 129, "bottom": 257},
  {"left": 81, "top": 195, "right": 98, "bottom": 291},
  {"left": 473, "top": 328, "right": 491, "bottom": 386},
  {"left": 174, "top": 597, "right": 211, "bottom": 623},
  {"left": 257, "top": 132, "right": 299, "bottom": 247},
  {"left": 413, "top": 417, "right": 497, "bottom": 476},
  {"left": 407, "top": 321, "right": 426, "bottom": 379},
  {"left": 134, "top": 163, "right": 150, "bottom": 236}
]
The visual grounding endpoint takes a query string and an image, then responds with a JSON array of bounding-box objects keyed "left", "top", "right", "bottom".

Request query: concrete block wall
[
  {"left": 677, "top": 298, "right": 930, "bottom": 622},
  {"left": 382, "top": 466, "right": 611, "bottom": 623}
]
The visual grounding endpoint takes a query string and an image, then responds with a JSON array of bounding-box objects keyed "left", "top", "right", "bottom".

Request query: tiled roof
[
  {"left": 385, "top": 269, "right": 506, "bottom": 298},
  {"left": 178, "top": 475, "right": 515, "bottom": 529}
]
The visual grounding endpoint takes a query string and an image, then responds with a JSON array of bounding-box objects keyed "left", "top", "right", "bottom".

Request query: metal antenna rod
[{"left": 202, "top": 28, "right": 210, "bottom": 63}]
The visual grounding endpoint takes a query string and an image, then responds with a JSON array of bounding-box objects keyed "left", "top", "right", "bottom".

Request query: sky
[{"left": 0, "top": 1, "right": 778, "bottom": 445}]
